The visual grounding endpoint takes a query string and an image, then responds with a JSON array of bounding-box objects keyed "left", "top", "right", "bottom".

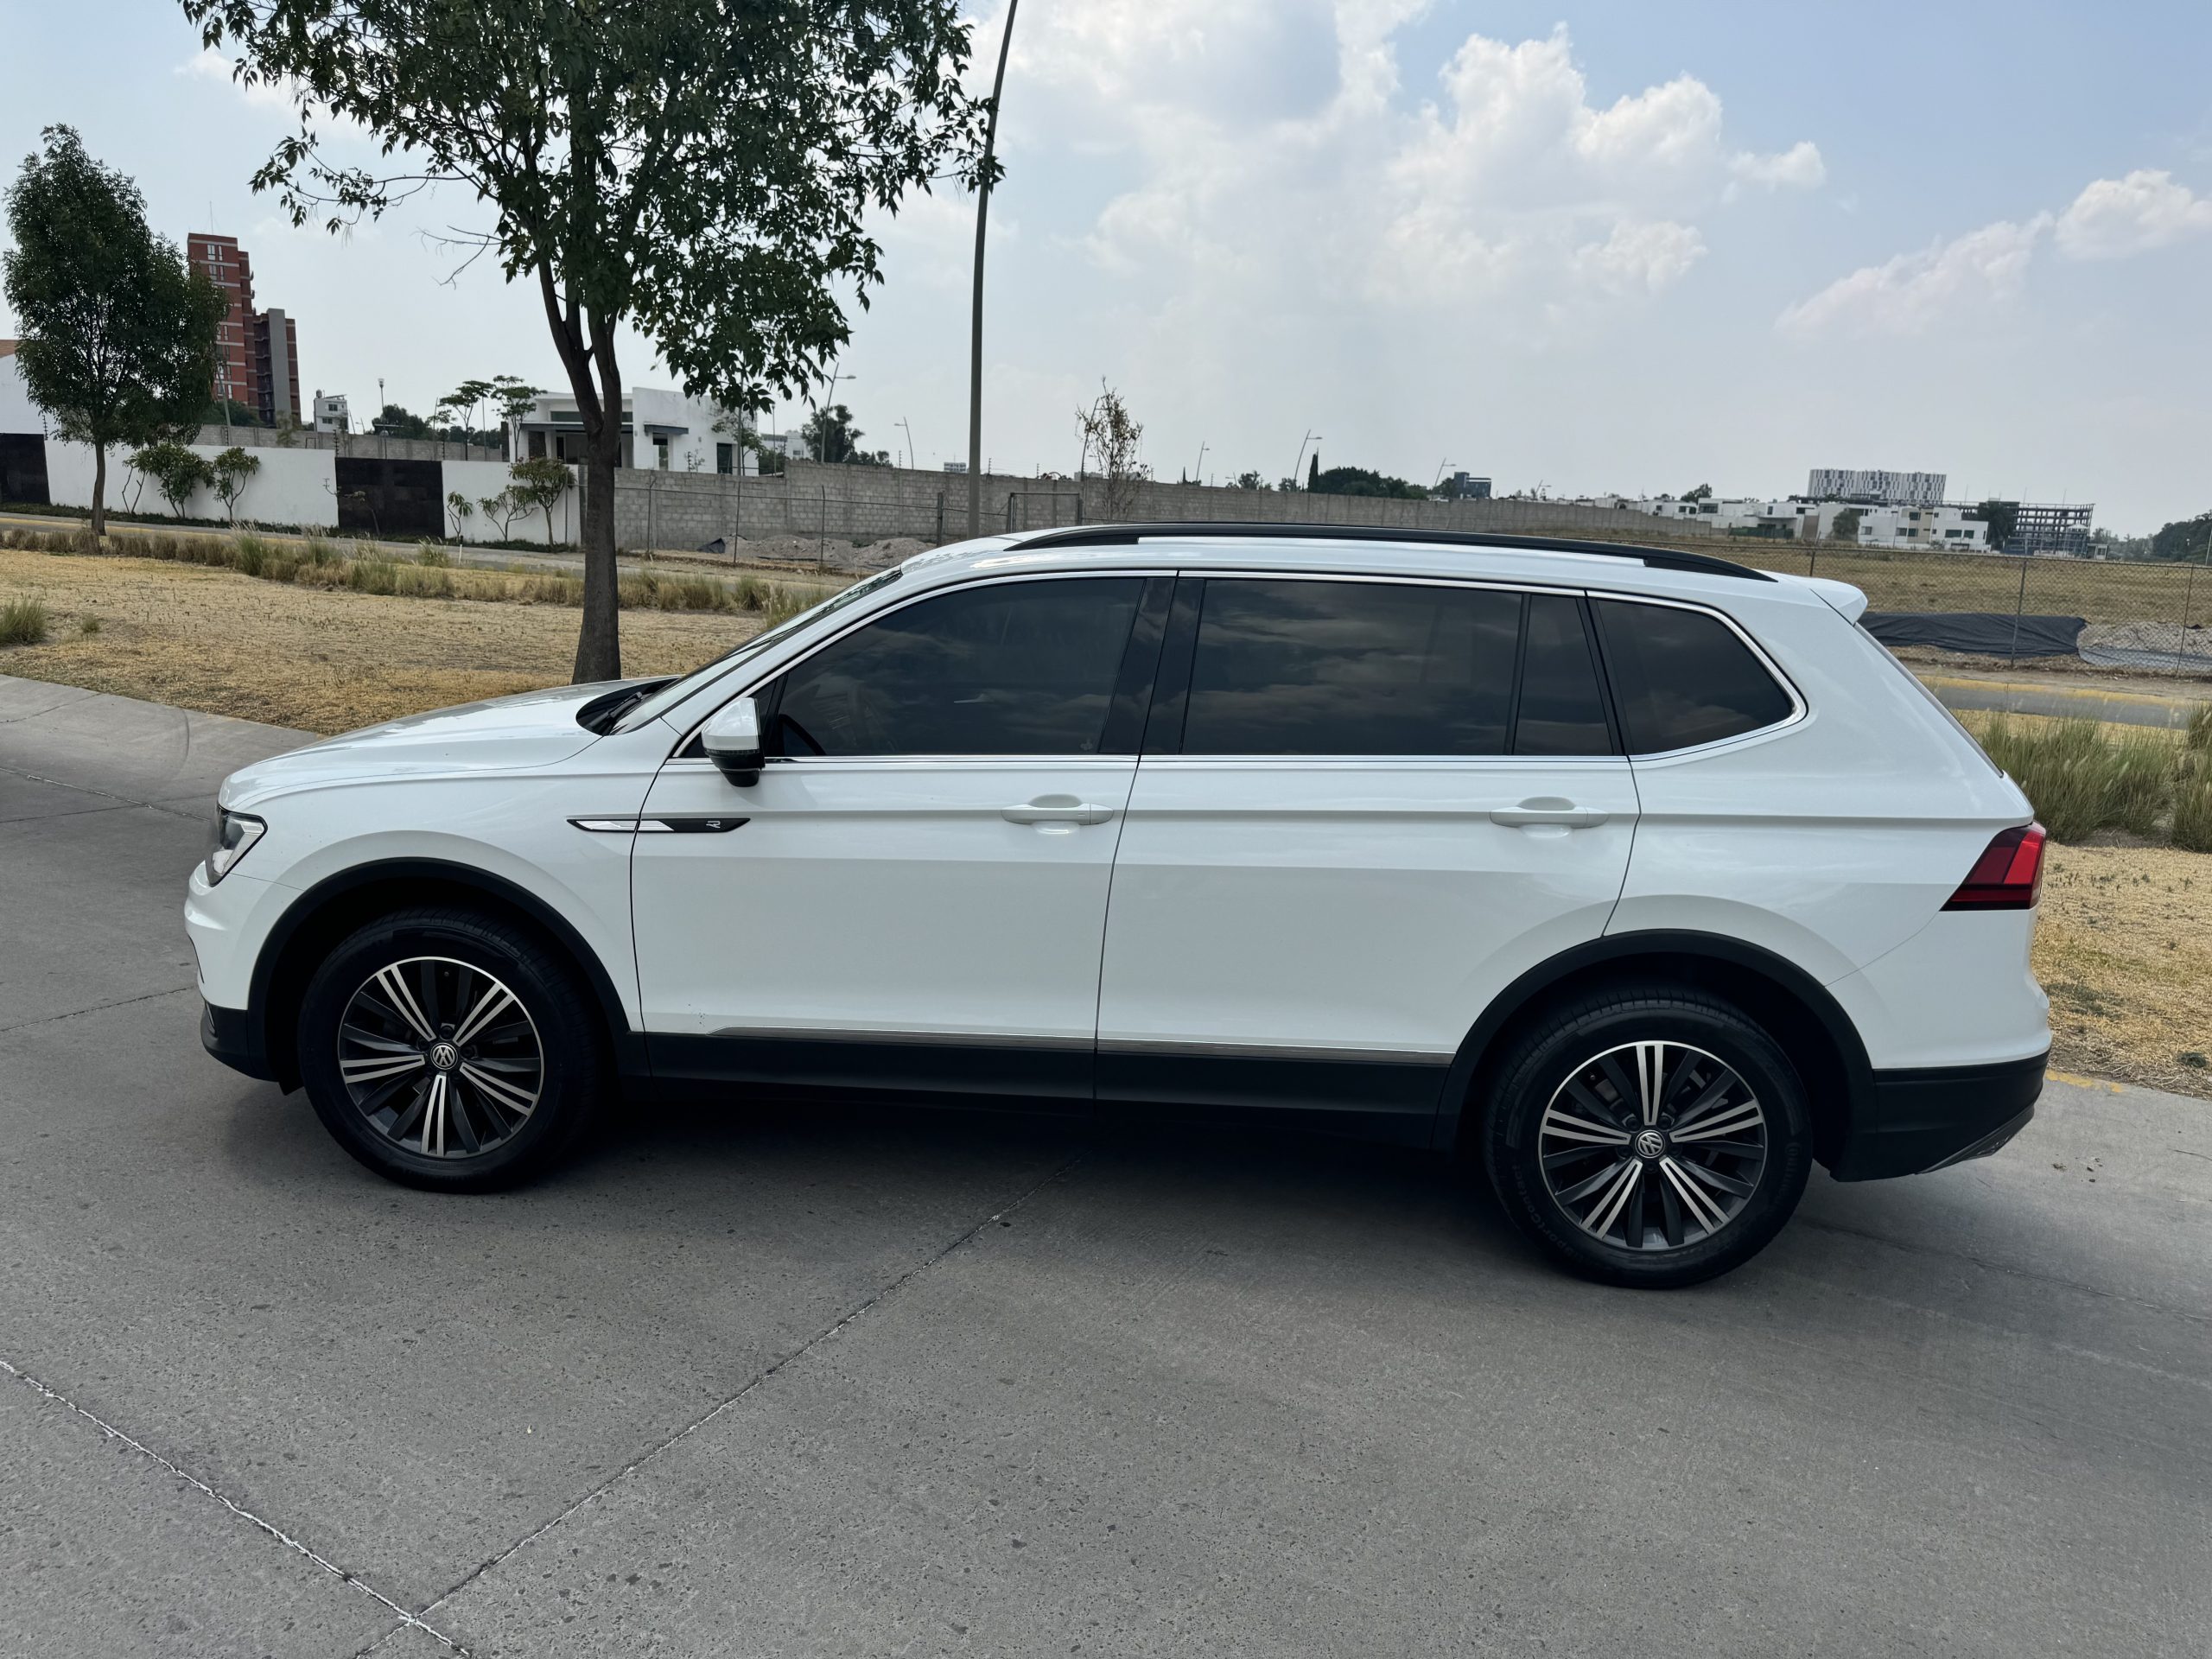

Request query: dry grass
[
  {"left": 0, "top": 544, "right": 766, "bottom": 733},
  {"left": 2035, "top": 843, "right": 2212, "bottom": 1097}
]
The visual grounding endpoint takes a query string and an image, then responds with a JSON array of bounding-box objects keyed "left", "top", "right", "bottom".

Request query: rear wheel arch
[
  {"left": 1440, "top": 931, "right": 1869, "bottom": 1169},
  {"left": 249, "top": 860, "right": 639, "bottom": 1090}
]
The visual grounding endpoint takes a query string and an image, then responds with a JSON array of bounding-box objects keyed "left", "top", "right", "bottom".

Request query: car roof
[{"left": 897, "top": 524, "right": 1834, "bottom": 612}]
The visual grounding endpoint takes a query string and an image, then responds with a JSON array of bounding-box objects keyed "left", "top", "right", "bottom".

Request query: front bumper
[
  {"left": 1828, "top": 1051, "right": 2045, "bottom": 1181},
  {"left": 200, "top": 1000, "right": 278, "bottom": 1082}
]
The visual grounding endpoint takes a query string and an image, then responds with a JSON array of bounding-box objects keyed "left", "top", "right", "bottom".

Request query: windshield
[{"left": 613, "top": 566, "right": 906, "bottom": 732}]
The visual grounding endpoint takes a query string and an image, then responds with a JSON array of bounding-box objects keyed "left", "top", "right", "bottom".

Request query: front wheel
[
  {"left": 1482, "top": 986, "right": 1813, "bottom": 1287},
  {"left": 296, "top": 906, "right": 607, "bottom": 1191}
]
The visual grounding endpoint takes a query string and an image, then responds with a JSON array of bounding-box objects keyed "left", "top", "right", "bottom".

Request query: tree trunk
[
  {"left": 573, "top": 420, "right": 622, "bottom": 682},
  {"left": 90, "top": 445, "right": 107, "bottom": 542}
]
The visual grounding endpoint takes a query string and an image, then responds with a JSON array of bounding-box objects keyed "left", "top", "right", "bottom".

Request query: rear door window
[
  {"left": 1592, "top": 599, "right": 1795, "bottom": 754},
  {"left": 1179, "top": 579, "right": 1520, "bottom": 755},
  {"left": 1515, "top": 594, "right": 1613, "bottom": 756}
]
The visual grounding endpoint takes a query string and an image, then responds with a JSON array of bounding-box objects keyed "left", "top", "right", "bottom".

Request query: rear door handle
[
  {"left": 1491, "top": 798, "right": 1609, "bottom": 829},
  {"left": 1002, "top": 798, "right": 1116, "bottom": 826}
]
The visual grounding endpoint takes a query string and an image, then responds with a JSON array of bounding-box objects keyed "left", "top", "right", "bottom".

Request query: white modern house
[
  {"left": 1621, "top": 493, "right": 1991, "bottom": 551},
  {"left": 513, "top": 386, "right": 760, "bottom": 474}
]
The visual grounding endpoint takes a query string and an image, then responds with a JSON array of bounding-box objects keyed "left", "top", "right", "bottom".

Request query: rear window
[{"left": 1593, "top": 599, "right": 1794, "bottom": 753}]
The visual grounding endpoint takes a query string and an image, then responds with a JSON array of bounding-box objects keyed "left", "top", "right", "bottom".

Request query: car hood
[{"left": 218, "top": 680, "right": 640, "bottom": 808}]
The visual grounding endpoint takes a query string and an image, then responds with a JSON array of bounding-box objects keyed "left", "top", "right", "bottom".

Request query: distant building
[
  {"left": 188, "top": 233, "right": 304, "bottom": 425},
  {"left": 942, "top": 460, "right": 969, "bottom": 474},
  {"left": 1443, "top": 471, "right": 1491, "bottom": 500},
  {"left": 1808, "top": 467, "right": 1947, "bottom": 506},
  {"left": 312, "top": 391, "right": 350, "bottom": 435},
  {"left": 1997, "top": 502, "right": 2094, "bottom": 558},
  {"left": 514, "top": 386, "right": 759, "bottom": 474},
  {"left": 1629, "top": 493, "right": 1991, "bottom": 550}
]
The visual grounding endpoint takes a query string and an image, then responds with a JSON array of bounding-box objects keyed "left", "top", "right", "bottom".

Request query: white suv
[{"left": 189, "top": 526, "right": 2049, "bottom": 1286}]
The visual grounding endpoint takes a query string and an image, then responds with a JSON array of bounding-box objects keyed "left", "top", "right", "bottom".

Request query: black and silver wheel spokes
[
  {"left": 1536, "top": 1040, "right": 1766, "bottom": 1252},
  {"left": 337, "top": 957, "right": 543, "bottom": 1160}
]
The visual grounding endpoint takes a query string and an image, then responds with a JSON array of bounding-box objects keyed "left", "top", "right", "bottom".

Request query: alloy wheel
[
  {"left": 1535, "top": 1040, "right": 1767, "bottom": 1251},
  {"left": 335, "top": 957, "right": 543, "bottom": 1159}
]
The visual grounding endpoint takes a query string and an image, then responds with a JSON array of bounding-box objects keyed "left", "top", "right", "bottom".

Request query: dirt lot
[
  {"left": 0, "top": 543, "right": 761, "bottom": 732},
  {"left": 3, "top": 542, "right": 2205, "bottom": 1098}
]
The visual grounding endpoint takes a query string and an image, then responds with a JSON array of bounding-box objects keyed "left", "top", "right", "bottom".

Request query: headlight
[{"left": 206, "top": 809, "right": 266, "bottom": 884}]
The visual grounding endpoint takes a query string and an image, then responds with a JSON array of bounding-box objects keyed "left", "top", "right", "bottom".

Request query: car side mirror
[{"left": 702, "top": 696, "right": 764, "bottom": 786}]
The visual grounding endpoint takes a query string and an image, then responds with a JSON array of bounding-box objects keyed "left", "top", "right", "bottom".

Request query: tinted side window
[
  {"left": 1515, "top": 594, "right": 1613, "bottom": 756},
  {"left": 1181, "top": 580, "right": 1519, "bottom": 755},
  {"left": 771, "top": 578, "right": 1142, "bottom": 756},
  {"left": 1593, "top": 599, "right": 1793, "bottom": 753}
]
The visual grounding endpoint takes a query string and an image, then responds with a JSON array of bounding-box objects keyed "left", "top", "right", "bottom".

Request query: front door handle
[
  {"left": 1002, "top": 797, "right": 1116, "bottom": 827},
  {"left": 1491, "top": 798, "right": 1609, "bottom": 829}
]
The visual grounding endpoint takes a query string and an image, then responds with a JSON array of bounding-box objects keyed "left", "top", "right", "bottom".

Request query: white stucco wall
[
  {"left": 43, "top": 438, "right": 340, "bottom": 528},
  {"left": 0, "top": 354, "right": 47, "bottom": 435},
  {"left": 443, "top": 457, "right": 580, "bottom": 545}
]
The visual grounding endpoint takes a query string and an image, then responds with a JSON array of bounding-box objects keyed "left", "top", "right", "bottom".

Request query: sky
[{"left": 4, "top": 2, "right": 2210, "bottom": 532}]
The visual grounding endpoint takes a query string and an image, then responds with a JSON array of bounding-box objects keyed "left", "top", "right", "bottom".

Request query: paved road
[
  {"left": 3, "top": 675, "right": 2208, "bottom": 1658},
  {"left": 1919, "top": 669, "right": 2207, "bottom": 730}
]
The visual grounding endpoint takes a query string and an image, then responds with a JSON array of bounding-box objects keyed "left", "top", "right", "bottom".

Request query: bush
[
  {"left": 1975, "top": 715, "right": 2171, "bottom": 843},
  {"left": 0, "top": 596, "right": 49, "bottom": 646},
  {"left": 349, "top": 558, "right": 398, "bottom": 595},
  {"left": 2175, "top": 772, "right": 2212, "bottom": 855},
  {"left": 232, "top": 533, "right": 271, "bottom": 577}
]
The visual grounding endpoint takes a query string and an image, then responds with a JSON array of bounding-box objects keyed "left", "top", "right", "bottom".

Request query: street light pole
[
  {"left": 1291, "top": 430, "right": 1320, "bottom": 490},
  {"left": 968, "top": 0, "right": 1020, "bottom": 537}
]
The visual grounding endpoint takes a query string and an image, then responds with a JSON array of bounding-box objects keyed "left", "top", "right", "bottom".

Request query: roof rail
[{"left": 1009, "top": 521, "right": 1772, "bottom": 582}]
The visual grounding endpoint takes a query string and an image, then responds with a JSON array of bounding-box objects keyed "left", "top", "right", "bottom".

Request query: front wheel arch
[
  {"left": 249, "top": 860, "right": 639, "bottom": 1091},
  {"left": 1440, "top": 931, "right": 1870, "bottom": 1171}
]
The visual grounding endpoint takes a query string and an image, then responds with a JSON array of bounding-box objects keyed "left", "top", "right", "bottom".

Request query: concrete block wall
[{"left": 605, "top": 458, "right": 1727, "bottom": 552}]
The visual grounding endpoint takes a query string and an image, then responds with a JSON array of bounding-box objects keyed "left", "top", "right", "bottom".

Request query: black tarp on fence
[{"left": 1862, "top": 612, "right": 2087, "bottom": 659}]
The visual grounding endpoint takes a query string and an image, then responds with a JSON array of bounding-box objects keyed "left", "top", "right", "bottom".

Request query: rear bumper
[
  {"left": 1828, "top": 1051, "right": 2045, "bottom": 1181},
  {"left": 200, "top": 1000, "right": 278, "bottom": 1082}
]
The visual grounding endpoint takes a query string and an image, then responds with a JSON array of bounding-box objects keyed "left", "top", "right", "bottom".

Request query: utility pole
[{"left": 968, "top": 0, "right": 1020, "bottom": 537}]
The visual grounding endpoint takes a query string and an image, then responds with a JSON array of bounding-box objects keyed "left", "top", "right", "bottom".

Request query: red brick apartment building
[{"left": 187, "top": 233, "right": 301, "bottom": 427}]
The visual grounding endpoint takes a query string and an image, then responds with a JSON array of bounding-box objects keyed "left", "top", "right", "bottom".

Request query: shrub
[
  {"left": 2174, "top": 772, "right": 2212, "bottom": 854},
  {"left": 415, "top": 541, "right": 452, "bottom": 569},
  {"left": 1976, "top": 715, "right": 2166, "bottom": 843},
  {"left": 350, "top": 558, "right": 399, "bottom": 595},
  {"left": 0, "top": 596, "right": 49, "bottom": 646},
  {"left": 232, "top": 533, "right": 270, "bottom": 578},
  {"left": 299, "top": 535, "right": 338, "bottom": 567}
]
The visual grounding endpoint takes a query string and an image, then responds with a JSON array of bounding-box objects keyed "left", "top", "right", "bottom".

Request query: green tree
[
  {"left": 1682, "top": 482, "right": 1713, "bottom": 502},
  {"left": 2149, "top": 512, "right": 2212, "bottom": 563},
  {"left": 131, "top": 441, "right": 213, "bottom": 518},
  {"left": 506, "top": 455, "right": 574, "bottom": 548},
  {"left": 2, "top": 127, "right": 225, "bottom": 540},
  {"left": 801, "top": 403, "right": 887, "bottom": 465},
  {"left": 1827, "top": 506, "right": 1863, "bottom": 544},
  {"left": 1233, "top": 470, "right": 1268, "bottom": 491},
  {"left": 446, "top": 489, "right": 474, "bottom": 538},
  {"left": 437, "top": 377, "right": 496, "bottom": 442},
  {"left": 209, "top": 445, "right": 261, "bottom": 523},
  {"left": 1311, "top": 464, "right": 1425, "bottom": 499},
  {"left": 1306, "top": 452, "right": 1319, "bottom": 491},
  {"left": 373, "top": 402, "right": 434, "bottom": 439},
  {"left": 183, "top": 0, "right": 993, "bottom": 682},
  {"left": 1969, "top": 499, "right": 2020, "bottom": 550},
  {"left": 202, "top": 398, "right": 263, "bottom": 429}
]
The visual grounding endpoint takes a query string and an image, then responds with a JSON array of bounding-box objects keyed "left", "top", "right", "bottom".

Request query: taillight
[{"left": 1943, "top": 823, "right": 2046, "bottom": 911}]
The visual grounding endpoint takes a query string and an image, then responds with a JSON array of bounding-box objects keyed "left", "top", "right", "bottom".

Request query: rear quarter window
[{"left": 1593, "top": 599, "right": 1795, "bottom": 754}]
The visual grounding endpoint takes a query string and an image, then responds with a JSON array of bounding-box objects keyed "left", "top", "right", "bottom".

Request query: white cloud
[
  {"left": 1778, "top": 215, "right": 2049, "bottom": 339},
  {"left": 2055, "top": 168, "right": 2212, "bottom": 259},
  {"left": 1728, "top": 140, "right": 1826, "bottom": 192},
  {"left": 176, "top": 48, "right": 301, "bottom": 115},
  {"left": 1012, "top": 14, "right": 1815, "bottom": 328}
]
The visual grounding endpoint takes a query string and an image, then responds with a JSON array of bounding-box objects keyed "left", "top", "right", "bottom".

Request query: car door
[
  {"left": 1095, "top": 575, "right": 1638, "bottom": 1139},
  {"left": 632, "top": 572, "right": 1172, "bottom": 1101}
]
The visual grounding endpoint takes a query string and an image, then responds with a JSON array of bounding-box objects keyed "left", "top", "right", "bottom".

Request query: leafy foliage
[
  {"left": 181, "top": 0, "right": 993, "bottom": 681},
  {"left": 801, "top": 403, "right": 887, "bottom": 465},
  {"left": 130, "top": 441, "right": 214, "bottom": 518},
  {"left": 1310, "top": 465, "right": 1426, "bottom": 500},
  {"left": 210, "top": 446, "right": 261, "bottom": 523},
  {"left": 1967, "top": 499, "right": 2020, "bottom": 550},
  {"left": 1076, "top": 382, "right": 1146, "bottom": 518},
  {"left": 2148, "top": 512, "right": 2212, "bottom": 564},
  {"left": 505, "top": 456, "right": 574, "bottom": 547},
  {"left": 2, "top": 126, "right": 225, "bottom": 537}
]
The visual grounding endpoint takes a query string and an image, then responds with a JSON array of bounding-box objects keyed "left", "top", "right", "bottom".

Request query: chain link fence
[{"left": 1724, "top": 540, "right": 2212, "bottom": 676}]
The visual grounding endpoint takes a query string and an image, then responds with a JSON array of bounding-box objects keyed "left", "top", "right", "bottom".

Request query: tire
[
  {"left": 296, "top": 906, "right": 608, "bottom": 1191},
  {"left": 1480, "top": 983, "right": 1813, "bottom": 1287}
]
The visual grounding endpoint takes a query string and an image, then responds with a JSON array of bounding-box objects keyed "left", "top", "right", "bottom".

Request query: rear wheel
[
  {"left": 1482, "top": 985, "right": 1813, "bottom": 1287},
  {"left": 296, "top": 906, "right": 607, "bottom": 1191}
]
